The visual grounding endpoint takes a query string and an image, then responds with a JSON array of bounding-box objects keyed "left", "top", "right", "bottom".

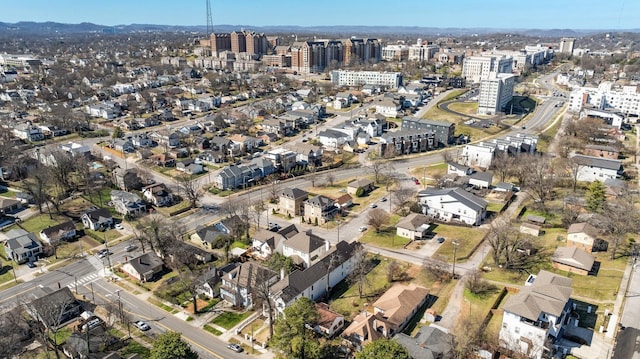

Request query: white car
[
  {"left": 134, "top": 321, "right": 151, "bottom": 331},
  {"left": 115, "top": 223, "right": 124, "bottom": 230},
  {"left": 359, "top": 226, "right": 367, "bottom": 232}
]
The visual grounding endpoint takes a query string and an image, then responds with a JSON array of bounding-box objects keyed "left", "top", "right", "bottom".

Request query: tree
[
  {"left": 150, "top": 331, "right": 198, "bottom": 359},
  {"left": 367, "top": 208, "right": 389, "bottom": 233},
  {"left": 270, "top": 297, "right": 320, "bottom": 359},
  {"left": 392, "top": 187, "right": 414, "bottom": 216},
  {"left": 422, "top": 258, "right": 453, "bottom": 282},
  {"left": 368, "top": 157, "right": 388, "bottom": 184},
  {"left": 348, "top": 243, "right": 369, "bottom": 298},
  {"left": 138, "top": 215, "right": 184, "bottom": 258},
  {"left": 386, "top": 260, "right": 403, "bottom": 282},
  {"left": 325, "top": 172, "right": 336, "bottom": 187},
  {"left": 356, "top": 338, "right": 410, "bottom": 359},
  {"left": 523, "top": 154, "right": 556, "bottom": 209},
  {"left": 604, "top": 198, "right": 640, "bottom": 259},
  {"left": 465, "top": 270, "right": 496, "bottom": 295},
  {"left": 175, "top": 174, "right": 201, "bottom": 209},
  {"left": 355, "top": 187, "right": 365, "bottom": 197},
  {"left": 490, "top": 153, "right": 516, "bottom": 182},
  {"left": 585, "top": 180, "right": 606, "bottom": 213},
  {"left": 252, "top": 264, "right": 278, "bottom": 339},
  {"left": 565, "top": 158, "right": 586, "bottom": 193}
]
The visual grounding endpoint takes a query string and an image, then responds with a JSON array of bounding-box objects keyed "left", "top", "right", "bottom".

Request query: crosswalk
[{"left": 66, "top": 273, "right": 100, "bottom": 289}]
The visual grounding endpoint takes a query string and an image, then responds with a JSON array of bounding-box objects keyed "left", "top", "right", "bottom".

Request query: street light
[{"left": 452, "top": 240, "right": 459, "bottom": 278}]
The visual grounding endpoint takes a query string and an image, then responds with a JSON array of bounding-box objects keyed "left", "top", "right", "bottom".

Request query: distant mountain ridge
[{"left": 0, "top": 21, "right": 637, "bottom": 37}]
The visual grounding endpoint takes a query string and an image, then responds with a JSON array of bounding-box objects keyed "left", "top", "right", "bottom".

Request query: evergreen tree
[{"left": 586, "top": 180, "right": 606, "bottom": 213}]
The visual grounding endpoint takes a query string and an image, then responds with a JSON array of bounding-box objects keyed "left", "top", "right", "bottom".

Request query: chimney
[
  {"left": 280, "top": 267, "right": 286, "bottom": 280},
  {"left": 124, "top": 256, "right": 128, "bottom": 262},
  {"left": 325, "top": 240, "right": 330, "bottom": 251},
  {"left": 138, "top": 258, "right": 142, "bottom": 264},
  {"left": 306, "top": 229, "right": 312, "bottom": 235}
]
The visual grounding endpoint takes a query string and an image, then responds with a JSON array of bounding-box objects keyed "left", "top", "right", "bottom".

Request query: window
[
  {"left": 503, "top": 323, "right": 508, "bottom": 329},
  {"left": 515, "top": 327, "right": 520, "bottom": 334}
]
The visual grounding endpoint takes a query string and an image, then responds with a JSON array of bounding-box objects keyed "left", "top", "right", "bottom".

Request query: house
[
  {"left": 370, "top": 283, "right": 430, "bottom": 335},
  {"left": 447, "top": 161, "right": 473, "bottom": 176},
  {"left": 112, "top": 139, "right": 134, "bottom": 153},
  {"left": 149, "top": 153, "right": 176, "bottom": 167},
  {"left": 283, "top": 143, "right": 323, "bottom": 166},
  {"left": 347, "top": 179, "right": 374, "bottom": 196},
  {"left": 395, "top": 325, "right": 454, "bottom": 359},
  {"left": 0, "top": 197, "right": 22, "bottom": 214},
  {"left": 281, "top": 230, "right": 329, "bottom": 268},
  {"left": 417, "top": 187, "right": 488, "bottom": 226},
  {"left": 264, "top": 148, "right": 297, "bottom": 172},
  {"left": 39, "top": 221, "right": 76, "bottom": 244},
  {"left": 220, "top": 262, "right": 279, "bottom": 308},
  {"left": 396, "top": 213, "right": 431, "bottom": 240},
  {"left": 499, "top": 271, "right": 574, "bottom": 359},
  {"left": 250, "top": 157, "right": 276, "bottom": 178},
  {"left": 303, "top": 195, "right": 337, "bottom": 225},
  {"left": 4, "top": 228, "right": 42, "bottom": 263},
  {"left": 334, "top": 193, "right": 354, "bottom": 210},
  {"left": 583, "top": 144, "right": 619, "bottom": 159},
  {"left": 150, "top": 130, "right": 181, "bottom": 148},
  {"left": 197, "top": 267, "right": 222, "bottom": 299},
  {"left": 468, "top": 171, "right": 493, "bottom": 189},
  {"left": 228, "top": 134, "right": 257, "bottom": 153},
  {"left": 552, "top": 247, "right": 595, "bottom": 276},
  {"left": 191, "top": 225, "right": 227, "bottom": 249},
  {"left": 81, "top": 208, "right": 113, "bottom": 231},
  {"left": 142, "top": 183, "right": 173, "bottom": 207},
  {"left": 495, "top": 182, "right": 515, "bottom": 192},
  {"left": 271, "top": 241, "right": 359, "bottom": 316},
  {"left": 110, "top": 190, "right": 147, "bottom": 217},
  {"left": 168, "top": 241, "right": 214, "bottom": 264},
  {"left": 177, "top": 160, "right": 204, "bottom": 175},
  {"left": 214, "top": 164, "right": 261, "bottom": 190},
  {"left": 317, "top": 129, "right": 350, "bottom": 150},
  {"left": 112, "top": 168, "right": 143, "bottom": 191},
  {"left": 121, "top": 252, "right": 164, "bottom": 282},
  {"left": 313, "top": 303, "right": 344, "bottom": 338},
  {"left": 278, "top": 188, "right": 309, "bottom": 217},
  {"left": 375, "top": 98, "right": 401, "bottom": 117},
  {"left": 28, "top": 287, "right": 83, "bottom": 328},
  {"left": 567, "top": 222, "right": 605, "bottom": 252},
  {"left": 342, "top": 310, "right": 392, "bottom": 351},
  {"left": 604, "top": 178, "right": 627, "bottom": 198},
  {"left": 572, "top": 154, "right": 623, "bottom": 182},
  {"left": 12, "top": 122, "right": 44, "bottom": 142}
]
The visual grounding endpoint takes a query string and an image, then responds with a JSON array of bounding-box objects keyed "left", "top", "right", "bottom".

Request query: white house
[
  {"left": 396, "top": 213, "right": 431, "bottom": 240},
  {"left": 317, "top": 129, "right": 350, "bottom": 150},
  {"left": 281, "top": 230, "right": 329, "bottom": 269},
  {"left": 271, "top": 241, "right": 359, "bottom": 316},
  {"left": 375, "top": 99, "right": 401, "bottom": 117},
  {"left": 417, "top": 187, "right": 487, "bottom": 226},
  {"left": 572, "top": 154, "right": 623, "bottom": 182},
  {"left": 81, "top": 208, "right": 113, "bottom": 231},
  {"left": 461, "top": 143, "right": 496, "bottom": 169},
  {"left": 499, "top": 271, "right": 574, "bottom": 359}
]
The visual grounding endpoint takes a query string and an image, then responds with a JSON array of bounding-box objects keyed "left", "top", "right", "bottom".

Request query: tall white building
[
  {"left": 568, "top": 82, "right": 640, "bottom": 117},
  {"left": 478, "top": 72, "right": 515, "bottom": 115},
  {"left": 462, "top": 55, "right": 513, "bottom": 83},
  {"left": 330, "top": 70, "right": 403, "bottom": 88},
  {"left": 408, "top": 44, "right": 439, "bottom": 62}
]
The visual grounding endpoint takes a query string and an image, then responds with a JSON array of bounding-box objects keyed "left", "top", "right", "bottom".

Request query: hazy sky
[{"left": 2, "top": 0, "right": 638, "bottom": 30}]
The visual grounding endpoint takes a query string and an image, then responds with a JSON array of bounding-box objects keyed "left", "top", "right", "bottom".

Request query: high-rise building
[
  {"left": 382, "top": 45, "right": 409, "bottom": 61},
  {"left": 205, "top": 33, "right": 232, "bottom": 55},
  {"left": 478, "top": 72, "right": 516, "bottom": 115},
  {"left": 462, "top": 55, "right": 513, "bottom": 83},
  {"left": 230, "top": 31, "right": 246, "bottom": 53},
  {"left": 559, "top": 38, "right": 576, "bottom": 54}
]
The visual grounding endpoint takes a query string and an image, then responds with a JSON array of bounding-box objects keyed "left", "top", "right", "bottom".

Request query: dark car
[
  {"left": 227, "top": 344, "right": 243, "bottom": 353},
  {"left": 26, "top": 261, "right": 37, "bottom": 268},
  {"left": 437, "top": 237, "right": 445, "bottom": 243}
]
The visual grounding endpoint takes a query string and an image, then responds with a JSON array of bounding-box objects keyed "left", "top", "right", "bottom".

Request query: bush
[{"left": 355, "top": 187, "right": 365, "bottom": 197}]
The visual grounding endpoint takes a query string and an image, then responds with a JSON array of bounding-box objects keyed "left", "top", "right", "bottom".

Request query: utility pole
[{"left": 452, "top": 240, "right": 459, "bottom": 278}]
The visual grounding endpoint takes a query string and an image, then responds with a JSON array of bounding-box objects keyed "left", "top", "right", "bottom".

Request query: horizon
[{"left": 2, "top": 0, "right": 638, "bottom": 31}]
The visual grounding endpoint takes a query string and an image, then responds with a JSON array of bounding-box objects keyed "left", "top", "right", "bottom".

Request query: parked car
[
  {"left": 125, "top": 244, "right": 137, "bottom": 252},
  {"left": 97, "top": 249, "right": 112, "bottom": 258},
  {"left": 115, "top": 223, "right": 124, "bottom": 230},
  {"left": 380, "top": 197, "right": 387, "bottom": 202},
  {"left": 82, "top": 318, "right": 102, "bottom": 332},
  {"left": 369, "top": 203, "right": 377, "bottom": 209},
  {"left": 359, "top": 226, "right": 367, "bottom": 232},
  {"left": 134, "top": 321, "right": 151, "bottom": 331},
  {"left": 268, "top": 222, "right": 281, "bottom": 232},
  {"left": 437, "top": 237, "right": 445, "bottom": 243},
  {"left": 227, "top": 344, "right": 243, "bottom": 353},
  {"left": 26, "top": 261, "right": 37, "bottom": 268}
]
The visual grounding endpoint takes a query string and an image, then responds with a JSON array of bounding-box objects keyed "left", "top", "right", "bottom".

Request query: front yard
[
  {"left": 210, "top": 311, "right": 253, "bottom": 330},
  {"left": 431, "top": 224, "right": 488, "bottom": 262},
  {"left": 358, "top": 214, "right": 408, "bottom": 249}
]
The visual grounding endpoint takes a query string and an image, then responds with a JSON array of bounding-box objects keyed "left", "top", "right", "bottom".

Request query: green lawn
[
  {"left": 0, "top": 245, "right": 17, "bottom": 285},
  {"left": 203, "top": 324, "right": 222, "bottom": 335},
  {"left": 359, "top": 214, "right": 409, "bottom": 249},
  {"left": 119, "top": 339, "right": 150, "bottom": 358},
  {"left": 431, "top": 224, "right": 488, "bottom": 261},
  {"left": 210, "top": 311, "right": 253, "bottom": 330},
  {"left": 448, "top": 102, "right": 479, "bottom": 115},
  {"left": 486, "top": 202, "right": 505, "bottom": 213},
  {"left": 17, "top": 214, "right": 62, "bottom": 234}
]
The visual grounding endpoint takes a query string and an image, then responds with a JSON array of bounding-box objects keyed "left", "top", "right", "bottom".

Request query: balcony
[{"left": 521, "top": 317, "right": 550, "bottom": 330}]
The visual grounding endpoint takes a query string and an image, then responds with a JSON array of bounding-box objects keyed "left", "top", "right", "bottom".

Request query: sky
[{"left": 2, "top": 0, "right": 638, "bottom": 30}]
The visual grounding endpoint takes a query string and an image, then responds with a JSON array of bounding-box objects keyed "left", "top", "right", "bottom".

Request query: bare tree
[
  {"left": 27, "top": 291, "right": 78, "bottom": 359},
  {"left": 348, "top": 243, "right": 369, "bottom": 298},
  {"left": 367, "top": 208, "right": 390, "bottom": 233},
  {"left": 604, "top": 199, "right": 640, "bottom": 259},
  {"left": 325, "top": 171, "right": 336, "bottom": 187},
  {"left": 392, "top": 187, "right": 415, "bottom": 215},
  {"left": 523, "top": 154, "right": 556, "bottom": 209},
  {"left": 368, "top": 157, "right": 388, "bottom": 184},
  {"left": 252, "top": 266, "right": 278, "bottom": 339},
  {"left": 138, "top": 215, "right": 183, "bottom": 258},
  {"left": 0, "top": 306, "right": 28, "bottom": 358},
  {"left": 175, "top": 174, "right": 201, "bottom": 209},
  {"left": 422, "top": 258, "right": 453, "bottom": 282},
  {"left": 386, "top": 260, "right": 402, "bottom": 282},
  {"left": 490, "top": 153, "right": 515, "bottom": 182},
  {"left": 565, "top": 157, "right": 586, "bottom": 193}
]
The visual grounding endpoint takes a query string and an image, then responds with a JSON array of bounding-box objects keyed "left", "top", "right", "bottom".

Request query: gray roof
[
  {"left": 317, "top": 129, "right": 348, "bottom": 139},
  {"left": 305, "top": 195, "right": 334, "bottom": 208},
  {"left": 503, "top": 270, "right": 573, "bottom": 321},
  {"left": 284, "top": 231, "right": 327, "bottom": 254},
  {"left": 585, "top": 144, "right": 619, "bottom": 152},
  {"left": 402, "top": 116, "right": 453, "bottom": 128},
  {"left": 394, "top": 326, "right": 453, "bottom": 359},
  {"left": 469, "top": 171, "right": 493, "bottom": 183},
  {"left": 572, "top": 154, "right": 622, "bottom": 171},
  {"left": 125, "top": 252, "right": 164, "bottom": 276},
  {"left": 279, "top": 187, "right": 309, "bottom": 200},
  {"left": 5, "top": 229, "right": 41, "bottom": 254},
  {"left": 396, "top": 213, "right": 430, "bottom": 231},
  {"left": 41, "top": 221, "right": 75, "bottom": 238},
  {"left": 552, "top": 246, "right": 595, "bottom": 271},
  {"left": 418, "top": 187, "right": 487, "bottom": 212},
  {"left": 83, "top": 208, "right": 112, "bottom": 222},
  {"left": 271, "top": 241, "right": 359, "bottom": 303},
  {"left": 447, "top": 161, "right": 471, "bottom": 173}
]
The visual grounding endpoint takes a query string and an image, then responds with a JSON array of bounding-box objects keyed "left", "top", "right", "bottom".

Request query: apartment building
[
  {"left": 381, "top": 44, "right": 409, "bottom": 61},
  {"left": 568, "top": 82, "right": 640, "bottom": 117},
  {"left": 462, "top": 55, "right": 513, "bottom": 83},
  {"left": 559, "top": 37, "right": 576, "bottom": 54},
  {"left": 408, "top": 42, "right": 439, "bottom": 62},
  {"left": 330, "top": 70, "right": 403, "bottom": 88},
  {"left": 478, "top": 72, "right": 516, "bottom": 115},
  {"left": 400, "top": 117, "right": 455, "bottom": 146}
]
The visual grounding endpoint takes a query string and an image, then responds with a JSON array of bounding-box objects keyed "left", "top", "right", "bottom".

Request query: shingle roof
[
  {"left": 84, "top": 208, "right": 112, "bottom": 222},
  {"left": 373, "top": 283, "right": 429, "bottom": 327},
  {"left": 306, "top": 195, "right": 334, "bottom": 208},
  {"left": 40, "top": 221, "right": 75, "bottom": 238},
  {"left": 552, "top": 246, "right": 595, "bottom": 271},
  {"left": 125, "top": 252, "right": 164, "bottom": 277},
  {"left": 572, "top": 154, "right": 622, "bottom": 171},
  {"left": 284, "top": 231, "right": 327, "bottom": 254},
  {"left": 394, "top": 326, "right": 453, "bottom": 359},
  {"left": 503, "top": 270, "right": 572, "bottom": 321},
  {"left": 568, "top": 222, "right": 599, "bottom": 238},
  {"left": 396, "top": 213, "right": 430, "bottom": 231},
  {"left": 279, "top": 187, "right": 309, "bottom": 200}
]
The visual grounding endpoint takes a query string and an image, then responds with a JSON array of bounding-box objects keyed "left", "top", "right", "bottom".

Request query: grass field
[
  {"left": 358, "top": 214, "right": 408, "bottom": 249},
  {"left": 210, "top": 311, "right": 253, "bottom": 330},
  {"left": 448, "top": 101, "right": 479, "bottom": 115},
  {"left": 431, "top": 224, "right": 488, "bottom": 261}
]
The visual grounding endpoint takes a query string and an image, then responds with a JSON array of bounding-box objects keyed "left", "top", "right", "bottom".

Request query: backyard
[
  {"left": 431, "top": 224, "right": 488, "bottom": 262},
  {"left": 358, "top": 214, "right": 407, "bottom": 249}
]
